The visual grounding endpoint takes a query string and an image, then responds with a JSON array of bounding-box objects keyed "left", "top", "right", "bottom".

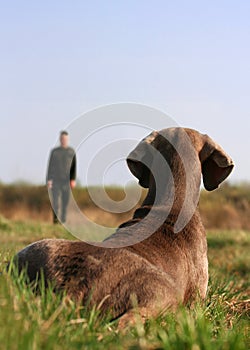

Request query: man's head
[{"left": 60, "top": 131, "right": 69, "bottom": 148}]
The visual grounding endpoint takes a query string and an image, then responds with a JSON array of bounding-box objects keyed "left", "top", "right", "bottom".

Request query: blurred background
[{"left": 0, "top": 1, "right": 249, "bottom": 229}]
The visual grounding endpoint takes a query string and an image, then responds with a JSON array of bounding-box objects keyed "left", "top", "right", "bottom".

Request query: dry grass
[{"left": 1, "top": 182, "right": 250, "bottom": 231}]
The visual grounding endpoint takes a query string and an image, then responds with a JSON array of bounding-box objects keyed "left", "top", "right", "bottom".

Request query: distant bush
[
  {"left": 200, "top": 183, "right": 250, "bottom": 229},
  {"left": 0, "top": 182, "right": 249, "bottom": 229},
  {"left": 0, "top": 184, "right": 51, "bottom": 221}
]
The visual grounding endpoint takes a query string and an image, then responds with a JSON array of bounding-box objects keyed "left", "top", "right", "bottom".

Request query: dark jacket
[{"left": 47, "top": 147, "right": 76, "bottom": 182}]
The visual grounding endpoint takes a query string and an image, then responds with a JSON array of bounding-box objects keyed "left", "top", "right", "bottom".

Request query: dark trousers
[{"left": 51, "top": 182, "right": 70, "bottom": 223}]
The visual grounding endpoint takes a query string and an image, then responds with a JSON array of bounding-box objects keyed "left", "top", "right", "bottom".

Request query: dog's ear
[
  {"left": 200, "top": 136, "right": 234, "bottom": 191},
  {"left": 127, "top": 131, "right": 158, "bottom": 188}
]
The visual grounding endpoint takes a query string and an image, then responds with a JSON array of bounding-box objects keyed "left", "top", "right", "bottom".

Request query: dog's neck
[
  {"left": 142, "top": 151, "right": 201, "bottom": 217},
  {"left": 103, "top": 152, "right": 202, "bottom": 246}
]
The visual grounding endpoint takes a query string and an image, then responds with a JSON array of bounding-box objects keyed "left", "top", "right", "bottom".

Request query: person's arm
[
  {"left": 70, "top": 152, "right": 77, "bottom": 188},
  {"left": 47, "top": 150, "right": 55, "bottom": 188}
]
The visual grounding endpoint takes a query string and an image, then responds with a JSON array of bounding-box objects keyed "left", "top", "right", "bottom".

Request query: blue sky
[{"left": 1, "top": 1, "right": 249, "bottom": 185}]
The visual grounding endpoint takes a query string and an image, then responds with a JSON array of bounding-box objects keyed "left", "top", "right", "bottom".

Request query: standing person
[{"left": 47, "top": 131, "right": 77, "bottom": 224}]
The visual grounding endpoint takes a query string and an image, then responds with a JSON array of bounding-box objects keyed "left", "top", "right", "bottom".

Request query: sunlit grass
[{"left": 0, "top": 219, "right": 249, "bottom": 349}]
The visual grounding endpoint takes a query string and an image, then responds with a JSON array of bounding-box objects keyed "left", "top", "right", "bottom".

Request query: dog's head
[{"left": 127, "top": 127, "right": 234, "bottom": 191}]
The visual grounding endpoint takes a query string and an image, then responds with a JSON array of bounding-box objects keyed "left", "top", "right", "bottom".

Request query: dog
[{"left": 13, "top": 127, "right": 234, "bottom": 325}]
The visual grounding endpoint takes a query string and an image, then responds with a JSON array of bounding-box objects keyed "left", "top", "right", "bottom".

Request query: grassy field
[{"left": 0, "top": 217, "right": 249, "bottom": 349}]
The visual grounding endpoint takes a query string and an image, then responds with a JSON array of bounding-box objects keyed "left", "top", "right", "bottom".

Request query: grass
[{"left": 0, "top": 217, "right": 249, "bottom": 349}]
